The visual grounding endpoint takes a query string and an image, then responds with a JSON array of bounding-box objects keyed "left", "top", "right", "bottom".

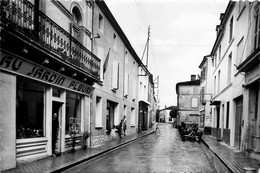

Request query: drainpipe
[{"left": 89, "top": 0, "right": 95, "bottom": 147}]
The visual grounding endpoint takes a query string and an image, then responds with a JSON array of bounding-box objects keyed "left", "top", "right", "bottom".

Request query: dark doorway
[
  {"left": 234, "top": 97, "right": 243, "bottom": 149},
  {"left": 52, "top": 101, "right": 62, "bottom": 155},
  {"left": 106, "top": 100, "right": 116, "bottom": 134}
]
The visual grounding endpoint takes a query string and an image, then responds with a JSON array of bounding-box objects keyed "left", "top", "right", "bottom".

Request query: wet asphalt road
[{"left": 63, "top": 123, "right": 216, "bottom": 173}]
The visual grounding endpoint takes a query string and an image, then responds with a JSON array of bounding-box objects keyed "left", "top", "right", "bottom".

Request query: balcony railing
[{"left": 0, "top": 0, "right": 100, "bottom": 79}]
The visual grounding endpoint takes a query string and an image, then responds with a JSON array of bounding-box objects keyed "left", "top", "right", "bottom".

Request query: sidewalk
[
  {"left": 2, "top": 128, "right": 156, "bottom": 173},
  {"left": 202, "top": 135, "right": 260, "bottom": 173}
]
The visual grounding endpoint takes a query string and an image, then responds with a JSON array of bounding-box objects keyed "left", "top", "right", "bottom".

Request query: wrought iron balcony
[{"left": 0, "top": 0, "right": 100, "bottom": 80}]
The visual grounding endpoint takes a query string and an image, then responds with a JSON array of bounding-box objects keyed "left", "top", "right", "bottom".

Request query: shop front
[
  {"left": 0, "top": 51, "right": 93, "bottom": 170},
  {"left": 138, "top": 101, "right": 149, "bottom": 131}
]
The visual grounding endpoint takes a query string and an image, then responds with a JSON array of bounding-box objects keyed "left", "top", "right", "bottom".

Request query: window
[
  {"left": 227, "top": 53, "right": 232, "bottom": 84},
  {"left": 124, "top": 105, "right": 127, "bottom": 117},
  {"left": 95, "top": 96, "right": 102, "bottom": 127},
  {"left": 237, "top": 37, "right": 244, "bottom": 65},
  {"left": 214, "top": 76, "right": 217, "bottom": 96},
  {"left": 191, "top": 98, "right": 198, "bottom": 108},
  {"left": 132, "top": 79, "right": 136, "bottom": 101},
  {"left": 254, "top": 8, "right": 260, "bottom": 50},
  {"left": 226, "top": 102, "right": 230, "bottom": 128},
  {"left": 66, "top": 91, "right": 81, "bottom": 134},
  {"left": 229, "top": 16, "right": 233, "bottom": 42},
  {"left": 86, "top": 5, "right": 92, "bottom": 31},
  {"left": 124, "top": 73, "right": 129, "bottom": 97},
  {"left": 98, "top": 13, "right": 104, "bottom": 32},
  {"left": 218, "top": 45, "right": 221, "bottom": 62},
  {"left": 125, "top": 51, "right": 128, "bottom": 64},
  {"left": 131, "top": 108, "right": 136, "bottom": 126},
  {"left": 16, "top": 77, "right": 45, "bottom": 139},
  {"left": 201, "top": 66, "right": 206, "bottom": 81},
  {"left": 72, "top": 7, "right": 82, "bottom": 26},
  {"left": 218, "top": 70, "right": 221, "bottom": 93},
  {"left": 214, "top": 53, "right": 217, "bottom": 67},
  {"left": 200, "top": 87, "right": 205, "bottom": 102},
  {"left": 193, "top": 87, "right": 199, "bottom": 94},
  {"left": 113, "top": 33, "right": 117, "bottom": 50},
  {"left": 97, "top": 46, "right": 104, "bottom": 81},
  {"left": 112, "top": 61, "right": 119, "bottom": 90}
]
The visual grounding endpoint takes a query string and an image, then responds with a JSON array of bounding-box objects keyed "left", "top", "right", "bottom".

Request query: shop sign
[{"left": 0, "top": 51, "right": 94, "bottom": 95}]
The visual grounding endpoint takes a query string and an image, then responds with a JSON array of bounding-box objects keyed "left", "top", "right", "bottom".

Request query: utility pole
[
  {"left": 154, "top": 76, "right": 159, "bottom": 104},
  {"left": 141, "top": 25, "right": 151, "bottom": 67},
  {"left": 146, "top": 25, "right": 150, "bottom": 68}
]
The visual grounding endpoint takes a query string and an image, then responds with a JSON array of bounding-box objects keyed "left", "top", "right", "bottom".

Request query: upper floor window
[
  {"left": 227, "top": 53, "right": 232, "bottom": 84},
  {"left": 112, "top": 61, "right": 119, "bottom": 90},
  {"left": 254, "top": 9, "right": 260, "bottom": 50},
  {"left": 191, "top": 98, "right": 198, "bottom": 108},
  {"left": 98, "top": 13, "right": 104, "bottom": 32},
  {"left": 72, "top": 7, "right": 82, "bottom": 26},
  {"left": 254, "top": 8, "right": 260, "bottom": 50},
  {"left": 200, "top": 87, "right": 205, "bottom": 102},
  {"left": 214, "top": 53, "right": 217, "bottom": 67},
  {"left": 218, "top": 70, "right": 221, "bottom": 93},
  {"left": 229, "top": 16, "right": 233, "bottom": 42},
  {"left": 124, "top": 73, "right": 129, "bottom": 97},
  {"left": 237, "top": 36, "right": 244, "bottom": 65},
  {"left": 201, "top": 66, "right": 206, "bottom": 82},
  {"left": 214, "top": 76, "right": 217, "bottom": 96},
  {"left": 218, "top": 45, "right": 221, "bottom": 62},
  {"left": 125, "top": 51, "right": 128, "bottom": 64},
  {"left": 113, "top": 33, "right": 117, "bottom": 50}
]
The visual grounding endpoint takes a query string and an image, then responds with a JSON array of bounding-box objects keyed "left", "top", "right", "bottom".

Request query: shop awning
[{"left": 210, "top": 100, "right": 221, "bottom": 105}]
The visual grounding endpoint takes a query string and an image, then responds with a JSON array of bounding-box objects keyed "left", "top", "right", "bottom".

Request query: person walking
[
  {"left": 52, "top": 113, "right": 59, "bottom": 156},
  {"left": 122, "top": 115, "right": 127, "bottom": 137}
]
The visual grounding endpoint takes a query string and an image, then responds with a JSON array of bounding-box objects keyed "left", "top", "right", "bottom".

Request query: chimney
[{"left": 191, "top": 75, "right": 196, "bottom": 81}]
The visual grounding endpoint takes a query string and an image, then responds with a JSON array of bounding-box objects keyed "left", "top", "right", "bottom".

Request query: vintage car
[{"left": 179, "top": 122, "right": 203, "bottom": 142}]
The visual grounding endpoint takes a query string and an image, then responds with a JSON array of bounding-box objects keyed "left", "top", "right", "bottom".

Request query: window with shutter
[
  {"left": 112, "top": 61, "right": 119, "bottom": 90},
  {"left": 124, "top": 73, "right": 129, "bottom": 97}
]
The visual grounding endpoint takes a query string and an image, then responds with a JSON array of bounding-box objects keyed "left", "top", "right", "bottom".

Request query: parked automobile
[{"left": 179, "top": 122, "right": 202, "bottom": 142}]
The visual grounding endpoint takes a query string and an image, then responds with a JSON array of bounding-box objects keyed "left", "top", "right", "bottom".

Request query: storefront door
[
  {"left": 249, "top": 84, "right": 259, "bottom": 150},
  {"left": 235, "top": 97, "right": 243, "bottom": 149},
  {"left": 52, "top": 101, "right": 63, "bottom": 155}
]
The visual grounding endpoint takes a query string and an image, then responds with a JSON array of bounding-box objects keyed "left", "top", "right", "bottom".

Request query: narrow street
[{"left": 63, "top": 123, "right": 216, "bottom": 172}]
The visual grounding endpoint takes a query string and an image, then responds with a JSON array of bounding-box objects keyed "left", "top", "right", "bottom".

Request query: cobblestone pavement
[
  {"left": 3, "top": 123, "right": 260, "bottom": 173},
  {"left": 63, "top": 123, "right": 216, "bottom": 173},
  {"left": 2, "top": 127, "right": 155, "bottom": 173}
]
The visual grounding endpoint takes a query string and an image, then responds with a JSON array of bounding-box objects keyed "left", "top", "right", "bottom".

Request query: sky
[{"left": 105, "top": 0, "right": 228, "bottom": 108}]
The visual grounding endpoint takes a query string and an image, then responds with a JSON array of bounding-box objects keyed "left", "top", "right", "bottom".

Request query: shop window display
[
  {"left": 66, "top": 91, "right": 81, "bottom": 134},
  {"left": 16, "top": 78, "right": 45, "bottom": 139}
]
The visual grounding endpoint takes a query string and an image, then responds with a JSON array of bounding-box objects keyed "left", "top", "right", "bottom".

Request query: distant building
[
  {"left": 176, "top": 75, "right": 203, "bottom": 126},
  {"left": 198, "top": 55, "right": 214, "bottom": 128}
]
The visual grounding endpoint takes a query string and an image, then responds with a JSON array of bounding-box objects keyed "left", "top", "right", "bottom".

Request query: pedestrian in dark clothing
[
  {"left": 52, "top": 113, "right": 59, "bottom": 156},
  {"left": 119, "top": 119, "right": 124, "bottom": 138},
  {"left": 122, "top": 115, "right": 127, "bottom": 137}
]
